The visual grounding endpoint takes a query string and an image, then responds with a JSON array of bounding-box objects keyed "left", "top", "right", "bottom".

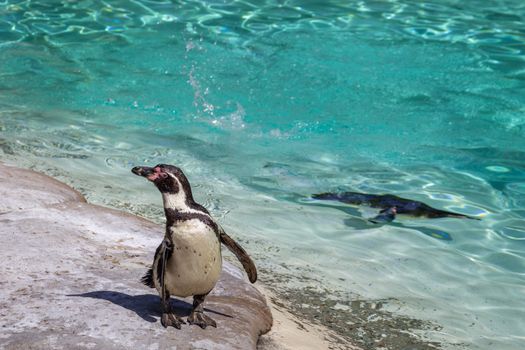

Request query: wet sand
[{"left": 257, "top": 285, "right": 360, "bottom": 350}]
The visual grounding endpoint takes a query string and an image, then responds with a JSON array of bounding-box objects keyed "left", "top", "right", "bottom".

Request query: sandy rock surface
[{"left": 0, "top": 164, "right": 272, "bottom": 349}]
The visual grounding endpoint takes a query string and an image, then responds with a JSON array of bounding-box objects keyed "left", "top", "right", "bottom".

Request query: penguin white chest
[{"left": 164, "top": 219, "right": 222, "bottom": 297}]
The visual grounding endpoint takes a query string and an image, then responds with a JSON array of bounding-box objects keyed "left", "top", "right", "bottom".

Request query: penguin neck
[{"left": 161, "top": 192, "right": 194, "bottom": 213}]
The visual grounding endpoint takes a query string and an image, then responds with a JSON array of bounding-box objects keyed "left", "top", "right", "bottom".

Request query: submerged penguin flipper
[
  {"left": 369, "top": 207, "right": 397, "bottom": 224},
  {"left": 219, "top": 228, "right": 257, "bottom": 283}
]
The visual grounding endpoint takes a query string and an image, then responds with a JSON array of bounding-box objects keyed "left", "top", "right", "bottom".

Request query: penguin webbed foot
[
  {"left": 160, "top": 291, "right": 185, "bottom": 329},
  {"left": 187, "top": 310, "right": 217, "bottom": 329},
  {"left": 161, "top": 312, "right": 185, "bottom": 329},
  {"left": 188, "top": 294, "right": 217, "bottom": 329}
]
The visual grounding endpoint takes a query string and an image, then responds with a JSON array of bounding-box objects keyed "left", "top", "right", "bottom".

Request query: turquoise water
[{"left": 1, "top": 0, "right": 525, "bottom": 348}]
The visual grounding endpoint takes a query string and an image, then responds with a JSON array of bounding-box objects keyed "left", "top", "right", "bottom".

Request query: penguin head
[{"left": 132, "top": 164, "right": 192, "bottom": 196}]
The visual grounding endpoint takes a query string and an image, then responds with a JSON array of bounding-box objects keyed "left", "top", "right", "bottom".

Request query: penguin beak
[{"left": 132, "top": 166, "right": 155, "bottom": 178}]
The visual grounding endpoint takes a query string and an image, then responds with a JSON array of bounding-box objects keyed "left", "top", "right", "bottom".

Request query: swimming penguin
[
  {"left": 132, "top": 164, "right": 257, "bottom": 329},
  {"left": 312, "top": 191, "right": 479, "bottom": 223}
]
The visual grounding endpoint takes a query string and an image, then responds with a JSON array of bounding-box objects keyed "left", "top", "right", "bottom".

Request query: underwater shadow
[
  {"left": 68, "top": 291, "right": 233, "bottom": 323},
  {"left": 342, "top": 216, "right": 453, "bottom": 241}
]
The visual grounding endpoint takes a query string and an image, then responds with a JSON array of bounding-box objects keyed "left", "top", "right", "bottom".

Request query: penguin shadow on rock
[
  {"left": 68, "top": 291, "right": 232, "bottom": 324},
  {"left": 303, "top": 192, "right": 482, "bottom": 241}
]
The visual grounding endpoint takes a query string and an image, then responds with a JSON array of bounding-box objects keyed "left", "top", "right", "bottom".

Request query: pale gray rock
[
  {"left": 0, "top": 165, "right": 86, "bottom": 212},
  {"left": 0, "top": 164, "right": 273, "bottom": 349}
]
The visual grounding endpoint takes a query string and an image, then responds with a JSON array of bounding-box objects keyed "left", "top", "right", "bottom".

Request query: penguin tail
[
  {"left": 431, "top": 209, "right": 481, "bottom": 221},
  {"left": 141, "top": 268, "right": 155, "bottom": 288},
  {"left": 451, "top": 213, "right": 481, "bottom": 221}
]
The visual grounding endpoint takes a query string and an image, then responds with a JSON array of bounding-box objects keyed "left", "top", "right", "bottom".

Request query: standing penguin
[{"left": 131, "top": 164, "right": 257, "bottom": 329}]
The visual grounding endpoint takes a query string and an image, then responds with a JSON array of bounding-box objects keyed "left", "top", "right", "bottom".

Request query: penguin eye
[{"left": 159, "top": 172, "right": 168, "bottom": 179}]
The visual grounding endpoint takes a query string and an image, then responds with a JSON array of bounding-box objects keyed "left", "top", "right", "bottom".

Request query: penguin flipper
[
  {"left": 158, "top": 239, "right": 173, "bottom": 295},
  {"left": 219, "top": 228, "right": 257, "bottom": 283},
  {"left": 141, "top": 239, "right": 173, "bottom": 288},
  {"left": 369, "top": 207, "right": 397, "bottom": 224},
  {"left": 155, "top": 239, "right": 184, "bottom": 329}
]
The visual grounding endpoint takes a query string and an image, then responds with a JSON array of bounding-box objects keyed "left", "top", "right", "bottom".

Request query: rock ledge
[{"left": 0, "top": 164, "right": 273, "bottom": 350}]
